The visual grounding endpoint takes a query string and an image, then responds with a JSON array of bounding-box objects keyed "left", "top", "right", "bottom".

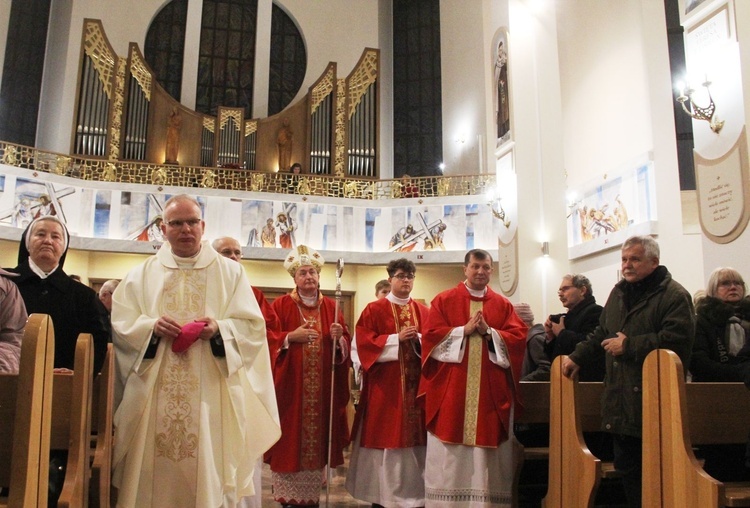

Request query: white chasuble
[
  {"left": 152, "top": 267, "right": 206, "bottom": 506},
  {"left": 112, "top": 242, "right": 281, "bottom": 508}
]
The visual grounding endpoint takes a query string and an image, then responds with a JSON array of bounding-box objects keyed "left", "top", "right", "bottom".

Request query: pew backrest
[
  {"left": 0, "top": 314, "right": 54, "bottom": 508},
  {"left": 642, "top": 348, "right": 750, "bottom": 508},
  {"left": 51, "top": 333, "right": 94, "bottom": 508},
  {"left": 90, "top": 343, "right": 114, "bottom": 507},
  {"left": 543, "top": 356, "right": 602, "bottom": 508}
]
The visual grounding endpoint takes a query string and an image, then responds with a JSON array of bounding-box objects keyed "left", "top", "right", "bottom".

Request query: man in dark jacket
[
  {"left": 562, "top": 235, "right": 695, "bottom": 507},
  {"left": 545, "top": 273, "right": 604, "bottom": 381}
]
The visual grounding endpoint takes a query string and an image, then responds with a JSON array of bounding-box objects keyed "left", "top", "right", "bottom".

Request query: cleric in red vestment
[
  {"left": 346, "top": 258, "right": 430, "bottom": 506},
  {"left": 265, "top": 245, "right": 351, "bottom": 507},
  {"left": 418, "top": 248, "right": 527, "bottom": 506}
]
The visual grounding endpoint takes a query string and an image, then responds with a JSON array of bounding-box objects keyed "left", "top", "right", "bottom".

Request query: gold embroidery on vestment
[
  {"left": 298, "top": 303, "right": 323, "bottom": 469},
  {"left": 155, "top": 351, "right": 199, "bottom": 461},
  {"left": 463, "top": 300, "right": 483, "bottom": 445},
  {"left": 154, "top": 267, "right": 206, "bottom": 462}
]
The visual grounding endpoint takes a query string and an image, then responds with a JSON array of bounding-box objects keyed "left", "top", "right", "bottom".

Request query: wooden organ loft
[{"left": 74, "top": 19, "right": 379, "bottom": 179}]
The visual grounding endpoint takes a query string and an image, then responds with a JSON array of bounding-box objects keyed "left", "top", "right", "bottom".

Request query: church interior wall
[
  {"left": 377, "top": 0, "right": 394, "bottom": 179},
  {"left": 490, "top": 0, "right": 569, "bottom": 319},
  {"left": 554, "top": 0, "right": 704, "bottom": 302},
  {"left": 693, "top": 0, "right": 750, "bottom": 283},
  {"left": 439, "top": 0, "right": 490, "bottom": 177}
]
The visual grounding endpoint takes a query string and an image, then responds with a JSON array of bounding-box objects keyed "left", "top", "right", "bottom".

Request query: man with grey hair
[
  {"left": 544, "top": 273, "right": 604, "bottom": 381},
  {"left": 98, "top": 279, "right": 119, "bottom": 313},
  {"left": 562, "top": 235, "right": 695, "bottom": 507}
]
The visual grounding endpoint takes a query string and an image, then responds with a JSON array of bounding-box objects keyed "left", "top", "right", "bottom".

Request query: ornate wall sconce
[
  {"left": 487, "top": 191, "right": 511, "bottom": 229},
  {"left": 676, "top": 80, "right": 724, "bottom": 133}
]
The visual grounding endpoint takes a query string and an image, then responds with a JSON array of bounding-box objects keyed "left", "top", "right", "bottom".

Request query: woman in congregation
[
  {"left": 690, "top": 266, "right": 750, "bottom": 482},
  {"left": 691, "top": 267, "right": 750, "bottom": 384}
]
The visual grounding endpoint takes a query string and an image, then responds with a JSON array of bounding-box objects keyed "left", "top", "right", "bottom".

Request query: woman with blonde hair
[{"left": 691, "top": 267, "right": 750, "bottom": 383}]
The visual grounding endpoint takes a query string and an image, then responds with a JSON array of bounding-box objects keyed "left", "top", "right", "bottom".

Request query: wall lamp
[
  {"left": 676, "top": 79, "right": 724, "bottom": 133},
  {"left": 541, "top": 241, "right": 550, "bottom": 257}
]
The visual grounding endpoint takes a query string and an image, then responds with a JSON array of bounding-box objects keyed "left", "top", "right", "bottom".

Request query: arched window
[
  {"left": 144, "top": 0, "right": 188, "bottom": 102},
  {"left": 144, "top": 0, "right": 306, "bottom": 118},
  {"left": 268, "top": 4, "right": 306, "bottom": 116}
]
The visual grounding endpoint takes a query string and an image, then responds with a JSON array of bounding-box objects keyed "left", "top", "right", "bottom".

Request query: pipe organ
[
  {"left": 216, "top": 108, "right": 244, "bottom": 168},
  {"left": 244, "top": 120, "right": 258, "bottom": 170},
  {"left": 74, "top": 21, "right": 116, "bottom": 158},
  {"left": 309, "top": 65, "right": 335, "bottom": 175},
  {"left": 345, "top": 49, "right": 378, "bottom": 178},
  {"left": 201, "top": 117, "right": 216, "bottom": 168},
  {"left": 73, "top": 20, "right": 380, "bottom": 177},
  {"left": 122, "top": 45, "right": 151, "bottom": 161}
]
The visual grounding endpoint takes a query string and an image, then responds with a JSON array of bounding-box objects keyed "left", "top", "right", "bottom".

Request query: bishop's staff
[{"left": 325, "top": 258, "right": 344, "bottom": 506}]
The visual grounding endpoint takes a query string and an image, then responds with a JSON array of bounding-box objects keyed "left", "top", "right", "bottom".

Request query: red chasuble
[
  {"left": 354, "top": 297, "right": 430, "bottom": 448},
  {"left": 265, "top": 290, "right": 352, "bottom": 472},
  {"left": 418, "top": 283, "right": 527, "bottom": 447},
  {"left": 252, "top": 286, "right": 284, "bottom": 364}
]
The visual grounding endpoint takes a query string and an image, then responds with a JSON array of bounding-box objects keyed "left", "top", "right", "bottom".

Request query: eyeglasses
[
  {"left": 558, "top": 285, "right": 574, "bottom": 292},
  {"left": 166, "top": 218, "right": 202, "bottom": 228},
  {"left": 393, "top": 273, "right": 416, "bottom": 280},
  {"left": 719, "top": 280, "right": 744, "bottom": 288}
]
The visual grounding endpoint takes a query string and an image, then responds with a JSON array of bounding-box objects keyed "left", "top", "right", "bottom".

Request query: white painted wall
[
  {"left": 508, "top": 0, "right": 568, "bottom": 320},
  {"left": 555, "top": 0, "right": 704, "bottom": 302},
  {"left": 439, "top": 0, "right": 488, "bottom": 176},
  {"left": 696, "top": 0, "right": 750, "bottom": 286}
]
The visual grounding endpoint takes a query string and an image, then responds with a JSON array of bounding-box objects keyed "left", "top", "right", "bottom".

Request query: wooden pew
[
  {"left": 0, "top": 313, "right": 55, "bottom": 508},
  {"left": 89, "top": 343, "right": 114, "bottom": 508},
  {"left": 50, "top": 333, "right": 94, "bottom": 508},
  {"left": 642, "top": 349, "right": 750, "bottom": 508},
  {"left": 542, "top": 356, "right": 615, "bottom": 508}
]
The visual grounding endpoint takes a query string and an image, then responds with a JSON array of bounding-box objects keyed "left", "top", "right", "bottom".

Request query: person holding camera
[{"left": 544, "top": 273, "right": 604, "bottom": 381}]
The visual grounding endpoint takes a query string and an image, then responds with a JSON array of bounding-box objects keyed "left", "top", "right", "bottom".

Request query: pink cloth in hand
[{"left": 172, "top": 321, "right": 207, "bottom": 353}]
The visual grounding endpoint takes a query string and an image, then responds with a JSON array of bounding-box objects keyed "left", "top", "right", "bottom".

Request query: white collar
[
  {"left": 464, "top": 281, "right": 487, "bottom": 298},
  {"left": 299, "top": 292, "right": 319, "bottom": 307},
  {"left": 386, "top": 293, "right": 411, "bottom": 306},
  {"left": 28, "top": 258, "right": 58, "bottom": 279}
]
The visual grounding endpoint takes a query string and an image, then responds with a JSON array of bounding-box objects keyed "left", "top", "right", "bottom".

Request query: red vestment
[
  {"left": 265, "top": 290, "right": 351, "bottom": 472},
  {"left": 252, "top": 286, "right": 284, "bottom": 364},
  {"left": 418, "top": 283, "right": 527, "bottom": 447},
  {"left": 353, "top": 297, "right": 430, "bottom": 448}
]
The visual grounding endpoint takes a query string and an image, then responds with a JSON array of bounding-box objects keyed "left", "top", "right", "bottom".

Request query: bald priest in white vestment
[{"left": 111, "top": 194, "right": 280, "bottom": 507}]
